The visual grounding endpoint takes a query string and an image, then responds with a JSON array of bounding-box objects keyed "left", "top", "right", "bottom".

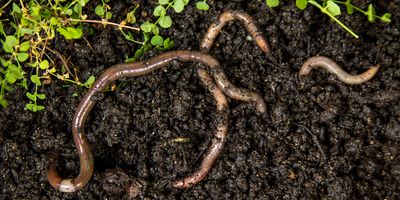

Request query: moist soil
[{"left": 1, "top": 0, "right": 400, "bottom": 199}]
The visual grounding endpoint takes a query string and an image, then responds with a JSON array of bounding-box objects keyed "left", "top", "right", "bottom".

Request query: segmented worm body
[
  {"left": 48, "top": 50, "right": 229, "bottom": 192},
  {"left": 300, "top": 56, "right": 379, "bottom": 84},
  {"left": 199, "top": 10, "right": 270, "bottom": 113}
]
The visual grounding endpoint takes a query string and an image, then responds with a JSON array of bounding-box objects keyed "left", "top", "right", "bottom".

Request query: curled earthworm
[
  {"left": 199, "top": 10, "right": 270, "bottom": 113},
  {"left": 48, "top": 50, "right": 229, "bottom": 192},
  {"left": 300, "top": 56, "right": 379, "bottom": 84}
]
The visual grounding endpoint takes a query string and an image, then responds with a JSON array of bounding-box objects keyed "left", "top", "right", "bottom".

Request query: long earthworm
[
  {"left": 48, "top": 50, "right": 230, "bottom": 192},
  {"left": 300, "top": 56, "right": 379, "bottom": 84},
  {"left": 199, "top": 10, "right": 270, "bottom": 113}
]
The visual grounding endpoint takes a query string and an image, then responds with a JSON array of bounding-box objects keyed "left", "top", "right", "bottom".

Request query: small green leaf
[
  {"left": 20, "top": 79, "right": 28, "bottom": 89},
  {"left": 73, "top": 4, "right": 83, "bottom": 16},
  {"left": 296, "top": 0, "right": 307, "bottom": 10},
  {"left": 57, "top": 27, "right": 83, "bottom": 40},
  {"left": 50, "top": 17, "right": 60, "bottom": 26},
  {"left": 140, "top": 22, "right": 153, "bottom": 33},
  {"left": 126, "top": 11, "right": 136, "bottom": 24},
  {"left": 67, "top": 27, "right": 83, "bottom": 39},
  {"left": 26, "top": 92, "right": 36, "bottom": 101},
  {"left": 266, "top": 0, "right": 279, "bottom": 7},
  {"left": 31, "top": 75, "right": 41, "bottom": 86},
  {"left": 8, "top": 64, "right": 23, "bottom": 79},
  {"left": 158, "top": 0, "right": 169, "bottom": 5},
  {"left": 0, "top": 57, "right": 9, "bottom": 66},
  {"left": 85, "top": 76, "right": 95, "bottom": 86},
  {"left": 31, "top": 6, "right": 41, "bottom": 20},
  {"left": 39, "top": 60, "right": 49, "bottom": 69},
  {"left": 65, "top": 9, "right": 73, "bottom": 16},
  {"left": 196, "top": 1, "right": 210, "bottom": 11},
  {"left": 163, "top": 37, "right": 174, "bottom": 49},
  {"left": 3, "top": 35, "right": 18, "bottom": 53},
  {"left": 152, "top": 25, "right": 160, "bottom": 35},
  {"left": 19, "top": 41, "right": 30, "bottom": 52},
  {"left": 381, "top": 13, "right": 391, "bottom": 23},
  {"left": 17, "top": 53, "right": 29, "bottom": 62},
  {"left": 153, "top": 5, "right": 166, "bottom": 16},
  {"left": 326, "top": 0, "right": 341, "bottom": 16},
  {"left": 5, "top": 71, "right": 16, "bottom": 84},
  {"left": 173, "top": 0, "right": 185, "bottom": 13},
  {"left": 36, "top": 93, "right": 45, "bottom": 100},
  {"left": 367, "top": 4, "right": 376, "bottom": 23},
  {"left": 151, "top": 35, "right": 164, "bottom": 46},
  {"left": 95, "top": 5, "right": 105, "bottom": 16},
  {"left": 20, "top": 28, "right": 34, "bottom": 35},
  {"left": 36, "top": 105, "right": 45, "bottom": 111},
  {"left": 26, "top": 103, "right": 35, "bottom": 111},
  {"left": 159, "top": 15, "right": 172, "bottom": 28},
  {"left": 106, "top": 11, "right": 113, "bottom": 19},
  {"left": 57, "top": 27, "right": 71, "bottom": 39},
  {"left": 12, "top": 3, "right": 21, "bottom": 14}
]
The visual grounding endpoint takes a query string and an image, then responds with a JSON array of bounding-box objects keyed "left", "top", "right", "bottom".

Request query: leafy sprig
[
  {"left": 265, "top": 0, "right": 391, "bottom": 38},
  {"left": 0, "top": 0, "right": 211, "bottom": 111}
]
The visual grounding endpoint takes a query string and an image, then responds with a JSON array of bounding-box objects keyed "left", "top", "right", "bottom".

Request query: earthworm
[
  {"left": 199, "top": 10, "right": 269, "bottom": 113},
  {"left": 299, "top": 56, "right": 379, "bottom": 84},
  {"left": 47, "top": 50, "right": 230, "bottom": 192},
  {"left": 173, "top": 68, "right": 228, "bottom": 188}
]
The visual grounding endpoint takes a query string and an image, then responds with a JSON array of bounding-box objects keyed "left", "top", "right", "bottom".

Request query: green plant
[
  {"left": 0, "top": 0, "right": 211, "bottom": 111},
  {"left": 196, "top": 0, "right": 210, "bottom": 11},
  {"left": 94, "top": 0, "right": 112, "bottom": 20},
  {"left": 265, "top": 0, "right": 391, "bottom": 38},
  {"left": 0, "top": 0, "right": 95, "bottom": 111}
]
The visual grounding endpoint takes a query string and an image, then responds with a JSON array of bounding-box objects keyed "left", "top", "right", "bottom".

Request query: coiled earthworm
[
  {"left": 199, "top": 10, "right": 270, "bottom": 113},
  {"left": 300, "top": 56, "right": 379, "bottom": 84},
  {"left": 48, "top": 50, "right": 230, "bottom": 192}
]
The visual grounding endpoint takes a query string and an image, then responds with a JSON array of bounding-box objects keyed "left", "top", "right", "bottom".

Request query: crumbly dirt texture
[{"left": 1, "top": 0, "right": 400, "bottom": 199}]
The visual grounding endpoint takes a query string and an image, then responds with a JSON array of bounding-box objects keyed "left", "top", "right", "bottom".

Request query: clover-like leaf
[
  {"left": 140, "top": 22, "right": 153, "bottom": 33},
  {"left": 159, "top": 15, "right": 172, "bottom": 28},
  {"left": 326, "top": 0, "right": 341, "bottom": 16},
  {"left": 266, "top": 0, "right": 279, "bottom": 7},
  {"left": 296, "top": 0, "right": 308, "bottom": 10},
  {"left": 151, "top": 35, "right": 164, "bottom": 46},
  {"left": 196, "top": 1, "right": 210, "bottom": 11},
  {"left": 19, "top": 41, "right": 30, "bottom": 52},
  {"left": 26, "top": 92, "right": 36, "bottom": 101},
  {"left": 173, "top": 0, "right": 185, "bottom": 13},
  {"left": 95, "top": 5, "right": 105, "bottom": 16},
  {"left": 367, "top": 4, "right": 376, "bottom": 23},
  {"left": 153, "top": 5, "right": 166, "bottom": 16},
  {"left": 17, "top": 52, "right": 29, "bottom": 62},
  {"left": 381, "top": 13, "right": 391, "bottom": 23},
  {"left": 31, "top": 75, "right": 41, "bottom": 86},
  {"left": 39, "top": 60, "right": 49, "bottom": 70}
]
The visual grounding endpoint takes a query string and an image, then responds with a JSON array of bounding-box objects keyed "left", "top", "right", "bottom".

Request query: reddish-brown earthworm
[
  {"left": 48, "top": 50, "right": 229, "bottom": 192},
  {"left": 300, "top": 56, "right": 379, "bottom": 84},
  {"left": 199, "top": 10, "right": 270, "bottom": 113}
]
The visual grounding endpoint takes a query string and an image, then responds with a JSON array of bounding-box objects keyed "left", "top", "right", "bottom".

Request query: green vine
[{"left": 265, "top": 0, "right": 391, "bottom": 38}]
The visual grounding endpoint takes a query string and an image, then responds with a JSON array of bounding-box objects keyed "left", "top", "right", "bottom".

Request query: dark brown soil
[{"left": 1, "top": 0, "right": 400, "bottom": 199}]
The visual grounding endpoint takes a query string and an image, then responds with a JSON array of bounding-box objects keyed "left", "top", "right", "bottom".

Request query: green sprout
[{"left": 265, "top": 0, "right": 391, "bottom": 38}]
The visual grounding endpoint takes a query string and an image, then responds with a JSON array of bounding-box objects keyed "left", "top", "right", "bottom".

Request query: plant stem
[
  {"left": 67, "top": 18, "right": 140, "bottom": 31},
  {"left": 308, "top": 0, "right": 359, "bottom": 38}
]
